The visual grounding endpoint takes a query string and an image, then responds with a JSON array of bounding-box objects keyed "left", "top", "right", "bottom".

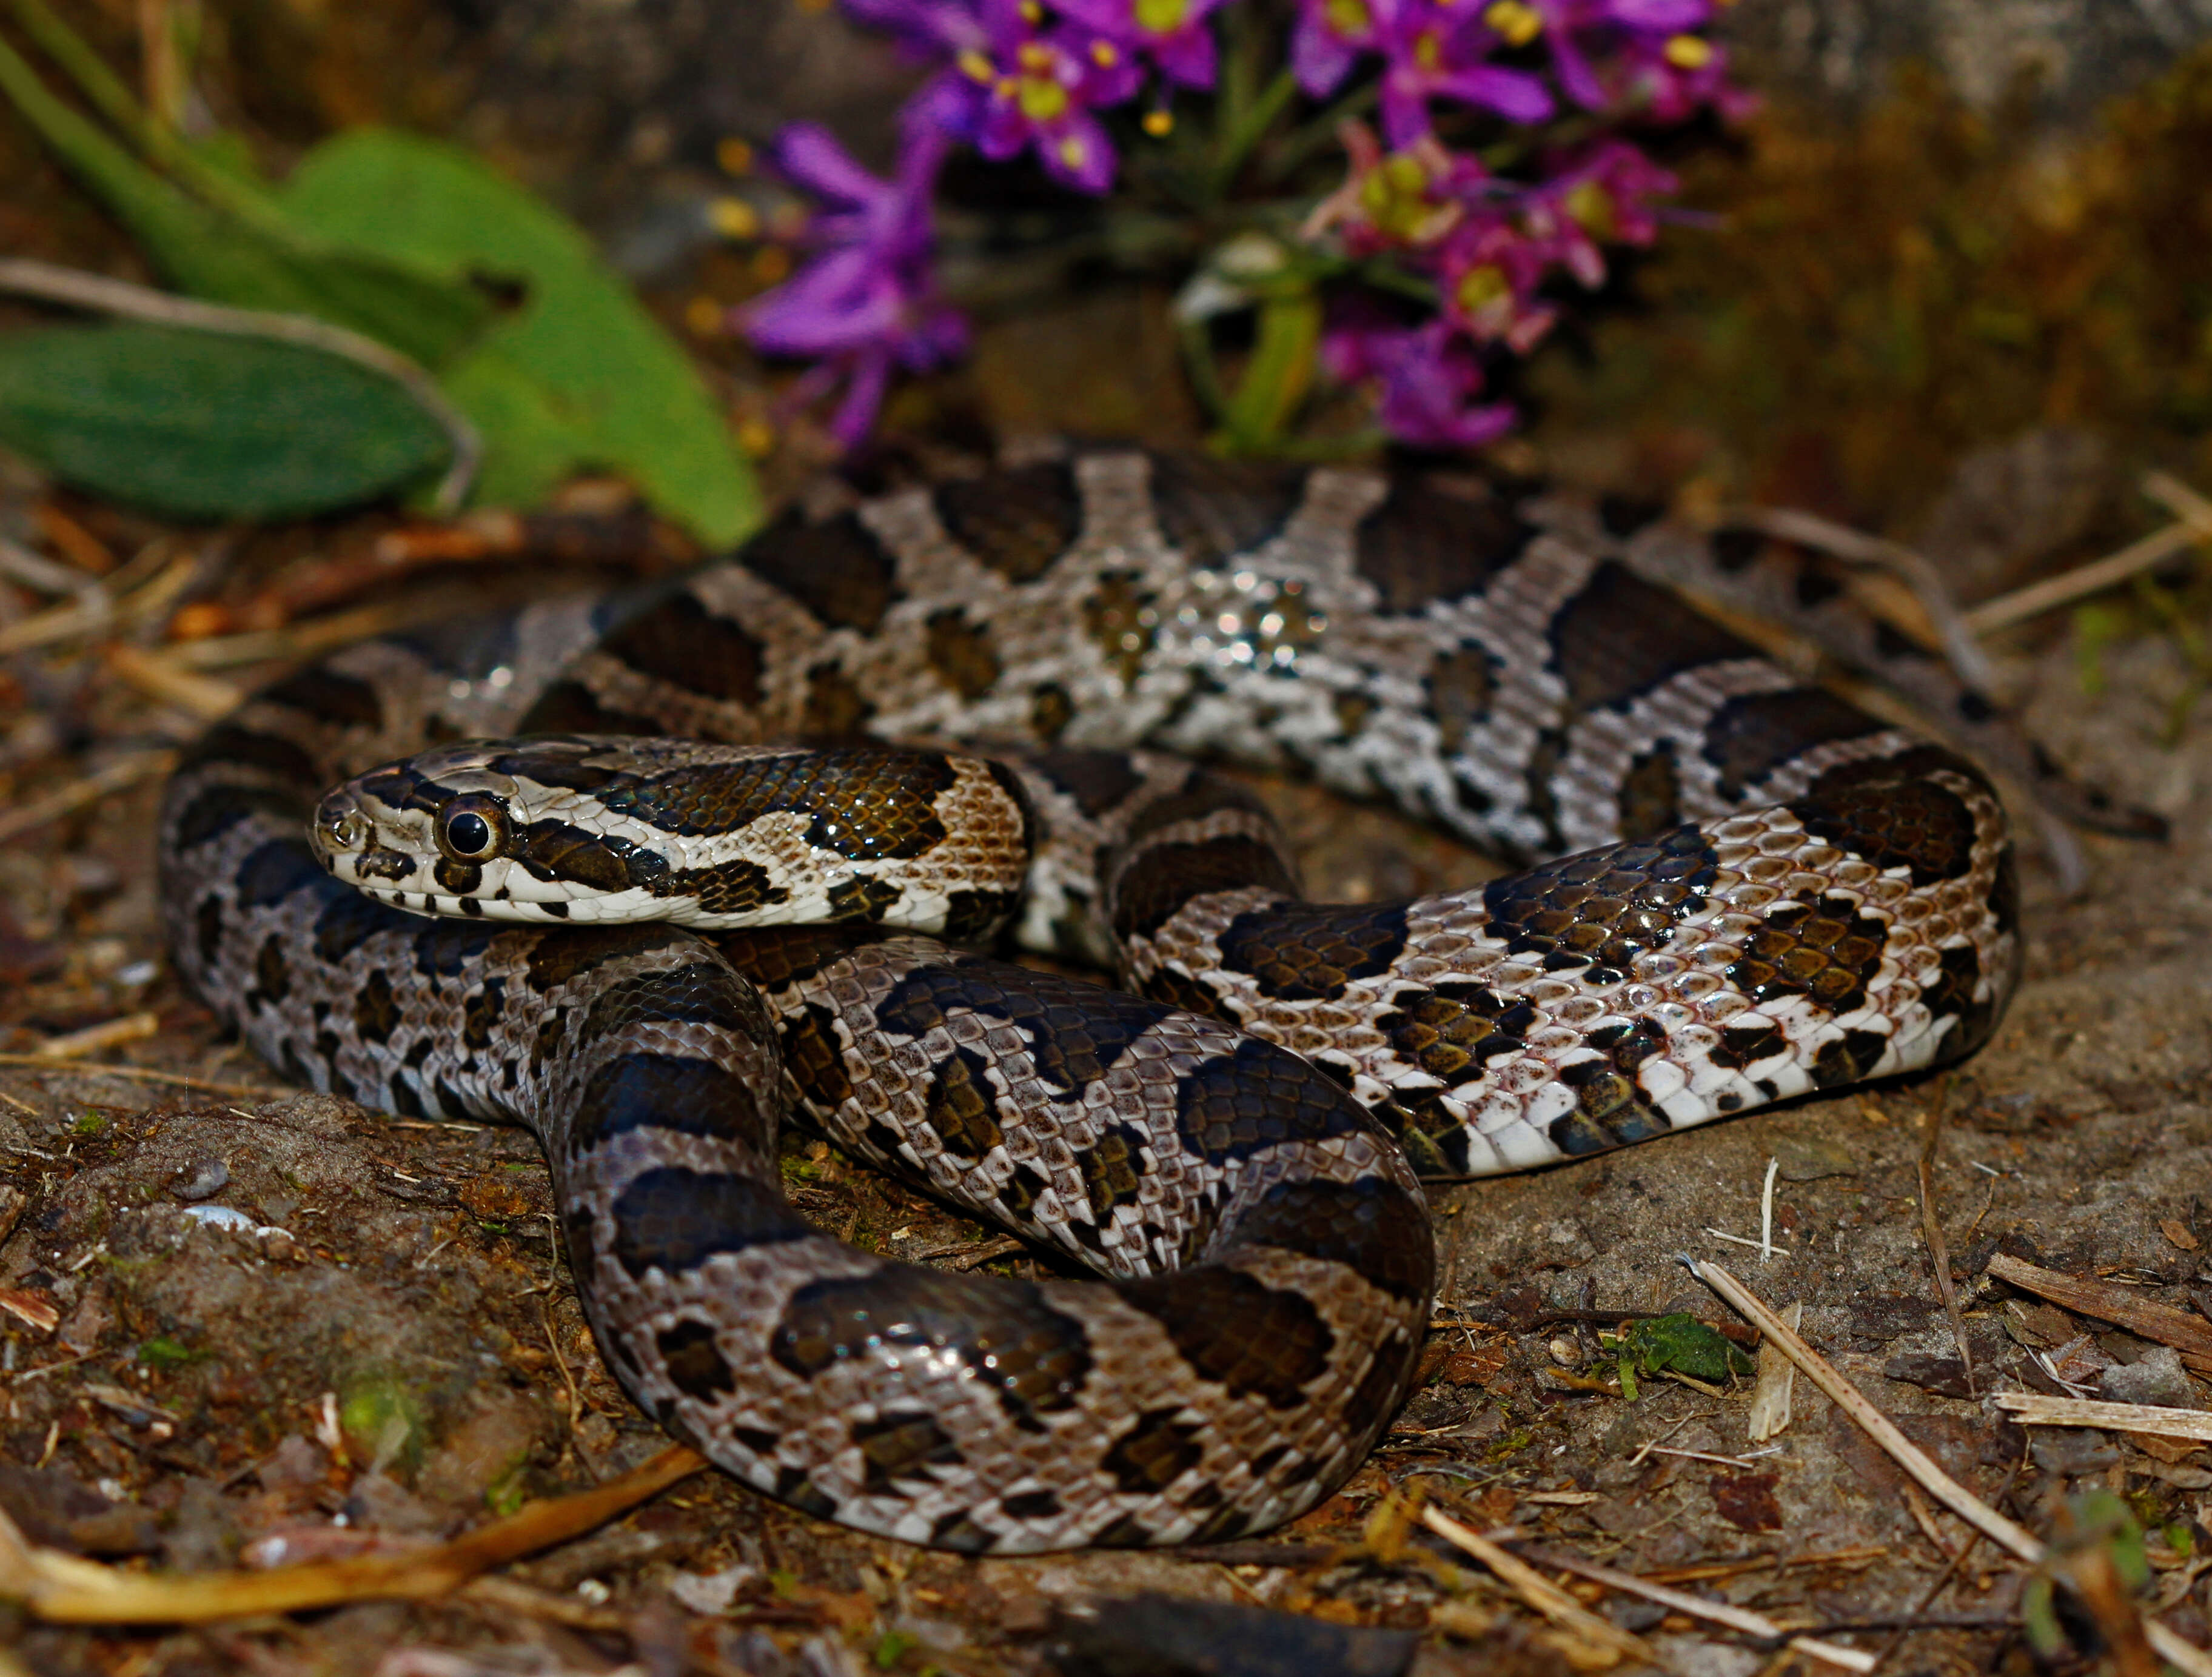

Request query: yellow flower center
[
  {"left": 1019, "top": 76, "right": 1070, "bottom": 122},
  {"left": 1059, "top": 135, "right": 1088, "bottom": 172},
  {"left": 1663, "top": 33, "right": 1713, "bottom": 68},
  {"left": 1142, "top": 108, "right": 1174, "bottom": 136},
  {"left": 1563, "top": 179, "right": 1615, "bottom": 237},
  {"left": 1483, "top": 1, "right": 1542, "bottom": 45},
  {"left": 958, "top": 49, "right": 996, "bottom": 83},
  {"left": 1413, "top": 28, "right": 1443, "bottom": 70},
  {"left": 1456, "top": 264, "right": 1509, "bottom": 313},
  {"left": 1324, "top": 0, "right": 1371, "bottom": 37},
  {"left": 1356, "top": 152, "right": 1449, "bottom": 240},
  {"left": 1135, "top": 0, "right": 1188, "bottom": 32},
  {"left": 1091, "top": 39, "right": 1119, "bottom": 67}
]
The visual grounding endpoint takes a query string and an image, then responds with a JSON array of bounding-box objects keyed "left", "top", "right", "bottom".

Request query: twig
[
  {"left": 1714, "top": 506, "right": 1996, "bottom": 691},
  {"left": 163, "top": 593, "right": 484, "bottom": 671},
  {"left": 0, "top": 545, "right": 195, "bottom": 655},
  {"left": 102, "top": 644, "right": 241, "bottom": 721},
  {"left": 32, "top": 1012, "right": 161, "bottom": 1060},
  {"left": 0, "top": 751, "right": 177, "bottom": 844},
  {"left": 1867, "top": 1458, "right": 2027, "bottom": 1676},
  {"left": 1962, "top": 470, "right": 2212, "bottom": 636},
  {"left": 1418, "top": 1507, "right": 1657, "bottom": 1667},
  {"left": 0, "top": 1054, "right": 287, "bottom": 1098},
  {"left": 0, "top": 1444, "right": 705, "bottom": 1622},
  {"left": 0, "top": 532, "right": 101, "bottom": 597},
  {"left": 1706, "top": 1227, "right": 1789, "bottom": 1254},
  {"left": 1685, "top": 1257, "right": 2212, "bottom": 1677},
  {"left": 1646, "top": 1445, "right": 1783, "bottom": 1470},
  {"left": 1916, "top": 1105, "right": 1975, "bottom": 1397},
  {"left": 1686, "top": 1257, "right": 2038, "bottom": 1559},
  {"left": 1508, "top": 1540, "right": 1876, "bottom": 1672},
  {"left": 1761, "top": 1157, "right": 1778, "bottom": 1260},
  {"left": 1986, "top": 1253, "right": 2212, "bottom": 1374},
  {"left": 0, "top": 257, "right": 478, "bottom": 514},
  {"left": 1990, "top": 1394, "right": 2212, "bottom": 1442}
]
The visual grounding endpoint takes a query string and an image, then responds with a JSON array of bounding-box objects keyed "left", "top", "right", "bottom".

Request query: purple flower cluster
[{"left": 743, "top": 0, "right": 1744, "bottom": 449}]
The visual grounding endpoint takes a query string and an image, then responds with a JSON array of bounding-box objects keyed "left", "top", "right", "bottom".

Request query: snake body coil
[{"left": 160, "top": 451, "right": 2020, "bottom": 1551}]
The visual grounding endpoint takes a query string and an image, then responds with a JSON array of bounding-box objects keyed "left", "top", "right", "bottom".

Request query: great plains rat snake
[{"left": 161, "top": 450, "right": 2025, "bottom": 1552}]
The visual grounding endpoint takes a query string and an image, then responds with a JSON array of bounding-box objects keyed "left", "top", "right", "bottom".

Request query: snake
[{"left": 159, "top": 449, "right": 2026, "bottom": 1553}]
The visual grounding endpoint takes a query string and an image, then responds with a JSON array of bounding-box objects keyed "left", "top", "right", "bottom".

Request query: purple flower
[
  {"left": 1301, "top": 121, "right": 1481, "bottom": 255},
  {"left": 1375, "top": 0, "right": 1554, "bottom": 149},
  {"left": 1526, "top": 0, "right": 1725, "bottom": 113},
  {"left": 839, "top": 0, "right": 995, "bottom": 64},
  {"left": 951, "top": 12, "right": 1142, "bottom": 193},
  {"left": 1521, "top": 138, "right": 1676, "bottom": 285},
  {"left": 743, "top": 121, "right": 969, "bottom": 446},
  {"left": 1056, "top": 0, "right": 1227, "bottom": 89},
  {"left": 1292, "top": 0, "right": 1384, "bottom": 98},
  {"left": 1436, "top": 217, "right": 1557, "bottom": 352},
  {"left": 1322, "top": 313, "right": 1517, "bottom": 449}
]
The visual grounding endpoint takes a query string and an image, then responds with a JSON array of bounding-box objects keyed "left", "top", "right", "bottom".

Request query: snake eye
[{"left": 436, "top": 795, "right": 506, "bottom": 861}]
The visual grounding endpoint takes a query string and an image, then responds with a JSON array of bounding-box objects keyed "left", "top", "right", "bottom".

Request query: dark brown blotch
[
  {"left": 925, "top": 608, "right": 1003, "bottom": 700},
  {"left": 779, "top": 1001, "right": 856, "bottom": 1119},
  {"left": 851, "top": 1411, "right": 964, "bottom": 1490},
  {"left": 657, "top": 1320, "right": 737, "bottom": 1402},
  {"left": 568, "top": 1054, "right": 771, "bottom": 1159},
  {"left": 1228, "top": 1176, "right": 1434, "bottom": 1302},
  {"left": 1788, "top": 749, "right": 1983, "bottom": 886},
  {"left": 743, "top": 509, "right": 902, "bottom": 634},
  {"left": 1177, "top": 1038, "right": 1372, "bottom": 1161},
  {"left": 1725, "top": 894, "right": 1892, "bottom": 1016},
  {"left": 926, "top": 1047, "right": 1004, "bottom": 1160},
  {"left": 1483, "top": 823, "right": 1717, "bottom": 972},
  {"left": 1119, "top": 1266, "right": 1334, "bottom": 1410},
  {"left": 771, "top": 1267, "right": 1092, "bottom": 1428},
  {"left": 1549, "top": 561, "right": 1750, "bottom": 715},
  {"left": 802, "top": 662, "right": 875, "bottom": 739},
  {"left": 1100, "top": 1407, "right": 1206, "bottom": 1494},
  {"left": 1354, "top": 477, "right": 1537, "bottom": 612},
  {"left": 609, "top": 1167, "right": 813, "bottom": 1279},
  {"left": 934, "top": 461, "right": 1084, "bottom": 583},
  {"left": 1147, "top": 453, "right": 1305, "bottom": 569},
  {"left": 1703, "top": 688, "right": 1885, "bottom": 800},
  {"left": 599, "top": 590, "right": 765, "bottom": 707},
  {"left": 1216, "top": 902, "right": 1409, "bottom": 1003}
]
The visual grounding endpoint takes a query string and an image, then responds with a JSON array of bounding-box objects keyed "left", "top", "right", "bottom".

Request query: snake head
[
  {"left": 309, "top": 740, "right": 553, "bottom": 920},
  {"left": 308, "top": 734, "right": 726, "bottom": 925}
]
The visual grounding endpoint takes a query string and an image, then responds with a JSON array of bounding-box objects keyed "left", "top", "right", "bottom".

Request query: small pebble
[
  {"left": 171, "top": 1158, "right": 230, "bottom": 1202},
  {"left": 181, "top": 1205, "right": 254, "bottom": 1230}
]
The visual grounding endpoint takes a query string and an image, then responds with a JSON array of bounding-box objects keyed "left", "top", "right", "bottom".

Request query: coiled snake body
[{"left": 161, "top": 451, "right": 2020, "bottom": 1551}]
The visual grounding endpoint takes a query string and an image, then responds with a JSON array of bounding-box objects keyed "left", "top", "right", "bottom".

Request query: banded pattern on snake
[{"left": 160, "top": 449, "right": 2022, "bottom": 1552}]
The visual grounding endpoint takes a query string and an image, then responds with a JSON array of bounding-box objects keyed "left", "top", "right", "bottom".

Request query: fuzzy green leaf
[
  {"left": 273, "top": 128, "right": 759, "bottom": 544},
  {"left": 0, "top": 323, "right": 451, "bottom": 519},
  {"left": 0, "top": 28, "right": 494, "bottom": 367}
]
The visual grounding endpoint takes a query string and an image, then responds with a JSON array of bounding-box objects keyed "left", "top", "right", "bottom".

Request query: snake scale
[{"left": 159, "top": 449, "right": 2021, "bottom": 1552}]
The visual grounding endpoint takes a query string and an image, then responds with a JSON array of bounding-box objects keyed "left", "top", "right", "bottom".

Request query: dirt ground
[{"left": 2, "top": 579, "right": 2210, "bottom": 1677}]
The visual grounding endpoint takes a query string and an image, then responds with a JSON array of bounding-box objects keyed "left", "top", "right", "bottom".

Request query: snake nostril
[{"left": 318, "top": 800, "right": 366, "bottom": 851}]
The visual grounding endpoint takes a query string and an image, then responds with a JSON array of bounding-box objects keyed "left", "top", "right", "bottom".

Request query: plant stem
[
  {"left": 4, "top": 0, "right": 276, "bottom": 221},
  {"left": 1210, "top": 66, "right": 1300, "bottom": 198},
  {"left": 1216, "top": 284, "right": 1322, "bottom": 452}
]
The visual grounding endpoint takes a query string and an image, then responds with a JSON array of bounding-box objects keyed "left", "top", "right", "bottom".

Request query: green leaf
[
  {"left": 273, "top": 128, "right": 760, "bottom": 544},
  {"left": 1606, "top": 1314, "right": 1757, "bottom": 1390},
  {"left": 0, "top": 323, "right": 452, "bottom": 519},
  {"left": 0, "top": 28, "right": 494, "bottom": 367}
]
